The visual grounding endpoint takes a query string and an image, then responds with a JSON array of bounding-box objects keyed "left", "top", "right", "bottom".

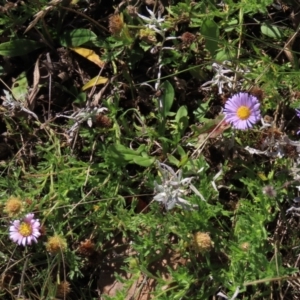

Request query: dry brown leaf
[
  {"left": 27, "top": 56, "right": 41, "bottom": 110},
  {"left": 24, "top": 9, "right": 50, "bottom": 34},
  {"left": 70, "top": 47, "right": 105, "bottom": 68}
]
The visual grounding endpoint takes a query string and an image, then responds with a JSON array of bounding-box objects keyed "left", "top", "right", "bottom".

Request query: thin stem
[{"left": 61, "top": 6, "right": 109, "bottom": 33}]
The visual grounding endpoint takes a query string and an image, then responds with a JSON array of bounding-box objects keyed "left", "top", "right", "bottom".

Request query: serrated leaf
[
  {"left": 0, "top": 39, "right": 42, "bottom": 57},
  {"left": 201, "top": 19, "right": 219, "bottom": 56},
  {"left": 60, "top": 29, "right": 97, "bottom": 47},
  {"left": 82, "top": 76, "right": 108, "bottom": 91},
  {"left": 70, "top": 47, "right": 105, "bottom": 68}
]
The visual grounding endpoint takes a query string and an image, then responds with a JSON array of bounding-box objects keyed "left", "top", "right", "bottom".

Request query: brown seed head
[
  {"left": 5, "top": 197, "right": 23, "bottom": 216},
  {"left": 95, "top": 114, "right": 112, "bottom": 128},
  {"left": 46, "top": 235, "right": 67, "bottom": 254},
  {"left": 249, "top": 86, "right": 264, "bottom": 101},
  {"left": 193, "top": 232, "right": 213, "bottom": 253},
  {"left": 181, "top": 32, "right": 196, "bottom": 44},
  {"left": 78, "top": 239, "right": 95, "bottom": 256},
  {"left": 109, "top": 14, "right": 124, "bottom": 35},
  {"left": 56, "top": 281, "right": 71, "bottom": 298}
]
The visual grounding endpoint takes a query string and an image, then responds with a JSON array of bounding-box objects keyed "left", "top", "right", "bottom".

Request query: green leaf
[
  {"left": 201, "top": 19, "right": 219, "bottom": 56},
  {"left": 0, "top": 39, "right": 42, "bottom": 56},
  {"left": 174, "top": 106, "right": 189, "bottom": 137},
  {"left": 175, "top": 106, "right": 188, "bottom": 123},
  {"left": 59, "top": 29, "right": 97, "bottom": 47},
  {"left": 11, "top": 72, "right": 28, "bottom": 102},
  {"left": 73, "top": 92, "right": 86, "bottom": 104},
  {"left": 109, "top": 144, "right": 139, "bottom": 161},
  {"left": 260, "top": 23, "right": 283, "bottom": 39},
  {"left": 137, "top": 144, "right": 147, "bottom": 153},
  {"left": 107, "top": 144, "right": 154, "bottom": 167},
  {"left": 215, "top": 48, "right": 236, "bottom": 61},
  {"left": 178, "top": 155, "right": 189, "bottom": 167},
  {"left": 133, "top": 156, "right": 155, "bottom": 167},
  {"left": 139, "top": 41, "right": 152, "bottom": 52},
  {"left": 176, "top": 145, "right": 186, "bottom": 157},
  {"left": 167, "top": 154, "right": 180, "bottom": 166},
  {"left": 224, "top": 19, "right": 238, "bottom": 32},
  {"left": 160, "top": 80, "right": 174, "bottom": 118}
]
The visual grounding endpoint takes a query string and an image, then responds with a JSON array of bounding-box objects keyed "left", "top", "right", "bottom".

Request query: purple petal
[
  {"left": 23, "top": 213, "right": 34, "bottom": 223},
  {"left": 12, "top": 220, "right": 20, "bottom": 227},
  {"left": 27, "top": 236, "right": 33, "bottom": 245},
  {"left": 22, "top": 237, "right": 27, "bottom": 246},
  {"left": 223, "top": 92, "right": 261, "bottom": 130}
]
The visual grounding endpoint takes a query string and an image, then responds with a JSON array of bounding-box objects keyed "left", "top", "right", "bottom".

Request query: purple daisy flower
[
  {"left": 9, "top": 213, "right": 41, "bottom": 246},
  {"left": 224, "top": 92, "right": 261, "bottom": 130}
]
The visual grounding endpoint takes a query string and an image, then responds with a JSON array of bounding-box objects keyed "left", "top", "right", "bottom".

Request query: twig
[
  {"left": 18, "top": 255, "right": 29, "bottom": 298},
  {"left": 61, "top": 6, "right": 109, "bottom": 33}
]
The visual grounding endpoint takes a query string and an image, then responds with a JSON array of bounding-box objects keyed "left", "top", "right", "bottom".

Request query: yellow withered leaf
[
  {"left": 70, "top": 47, "right": 105, "bottom": 68},
  {"left": 82, "top": 76, "right": 108, "bottom": 91},
  {"left": 257, "top": 172, "right": 268, "bottom": 181}
]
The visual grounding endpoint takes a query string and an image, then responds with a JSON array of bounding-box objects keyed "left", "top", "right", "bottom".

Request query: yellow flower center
[
  {"left": 19, "top": 222, "right": 32, "bottom": 237},
  {"left": 236, "top": 106, "right": 251, "bottom": 120}
]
